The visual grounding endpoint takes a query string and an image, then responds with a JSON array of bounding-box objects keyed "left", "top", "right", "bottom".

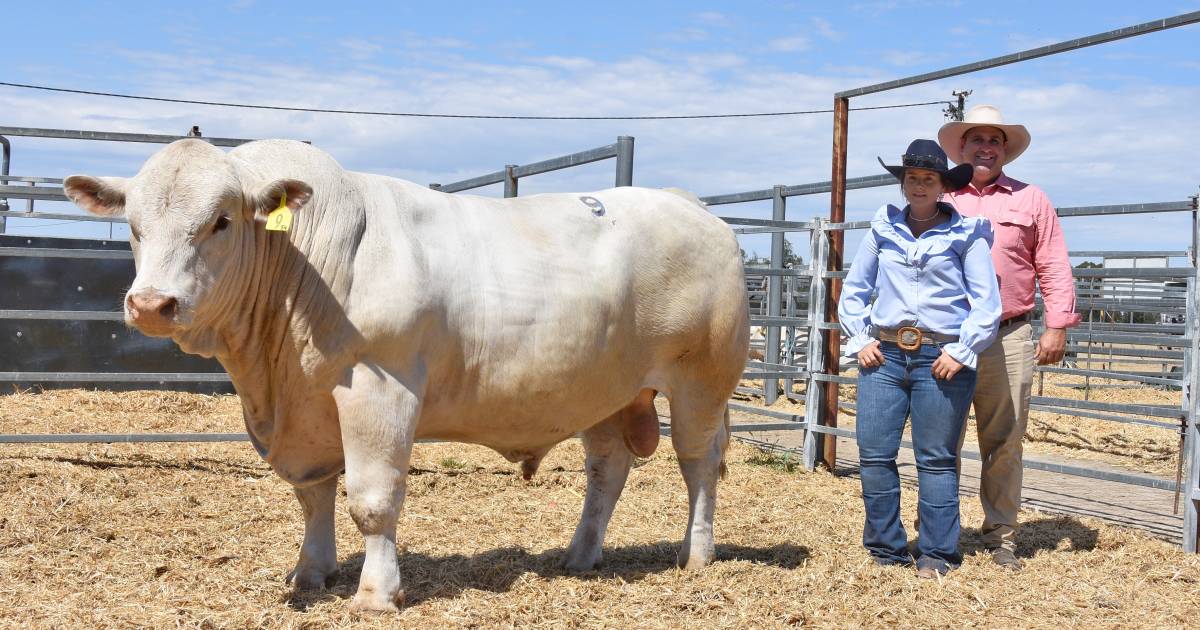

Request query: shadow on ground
[
  {"left": 961, "top": 515, "right": 1100, "bottom": 557},
  {"left": 286, "top": 542, "right": 811, "bottom": 611}
]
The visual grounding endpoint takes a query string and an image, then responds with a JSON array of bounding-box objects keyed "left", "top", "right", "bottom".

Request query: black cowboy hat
[{"left": 878, "top": 139, "right": 974, "bottom": 191}]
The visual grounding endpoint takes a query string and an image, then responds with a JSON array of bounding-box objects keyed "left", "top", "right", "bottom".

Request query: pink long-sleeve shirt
[{"left": 946, "top": 174, "right": 1082, "bottom": 329}]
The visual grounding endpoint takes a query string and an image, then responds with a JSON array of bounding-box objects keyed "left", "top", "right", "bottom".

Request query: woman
[{"left": 839, "top": 139, "right": 1001, "bottom": 578}]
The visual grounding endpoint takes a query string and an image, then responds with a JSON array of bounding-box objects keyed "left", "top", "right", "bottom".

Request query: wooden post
[{"left": 821, "top": 96, "right": 850, "bottom": 470}]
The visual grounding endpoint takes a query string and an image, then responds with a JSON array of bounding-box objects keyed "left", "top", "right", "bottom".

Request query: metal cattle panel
[
  {"left": 0, "top": 234, "right": 227, "bottom": 392},
  {"left": 0, "top": 319, "right": 222, "bottom": 374}
]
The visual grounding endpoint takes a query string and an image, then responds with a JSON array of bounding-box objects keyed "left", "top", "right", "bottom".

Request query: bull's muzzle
[{"left": 125, "top": 290, "right": 179, "bottom": 335}]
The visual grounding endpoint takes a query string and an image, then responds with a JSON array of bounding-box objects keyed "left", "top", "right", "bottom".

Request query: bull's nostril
[{"left": 159, "top": 298, "right": 178, "bottom": 320}]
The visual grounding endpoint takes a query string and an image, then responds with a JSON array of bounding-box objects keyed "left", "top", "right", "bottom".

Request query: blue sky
[{"left": 2, "top": 1, "right": 1198, "bottom": 259}]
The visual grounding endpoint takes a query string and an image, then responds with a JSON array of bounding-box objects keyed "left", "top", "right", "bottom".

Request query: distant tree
[{"left": 1075, "top": 261, "right": 1101, "bottom": 268}]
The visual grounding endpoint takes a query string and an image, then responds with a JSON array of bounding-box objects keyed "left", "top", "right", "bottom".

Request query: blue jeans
[{"left": 855, "top": 342, "right": 977, "bottom": 572}]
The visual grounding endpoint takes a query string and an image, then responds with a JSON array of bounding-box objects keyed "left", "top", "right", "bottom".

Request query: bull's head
[{"left": 63, "top": 139, "right": 312, "bottom": 339}]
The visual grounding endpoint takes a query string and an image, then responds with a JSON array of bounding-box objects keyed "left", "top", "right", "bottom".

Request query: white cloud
[
  {"left": 694, "top": 11, "right": 732, "bottom": 27},
  {"left": 812, "top": 17, "right": 843, "bottom": 41},
  {"left": 881, "top": 50, "right": 938, "bottom": 67},
  {"left": 2, "top": 39, "right": 1195, "bottom": 255},
  {"left": 768, "top": 37, "right": 810, "bottom": 53}
]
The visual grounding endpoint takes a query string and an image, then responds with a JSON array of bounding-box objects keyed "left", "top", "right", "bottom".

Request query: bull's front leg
[
  {"left": 334, "top": 361, "right": 423, "bottom": 614},
  {"left": 286, "top": 476, "right": 338, "bottom": 590}
]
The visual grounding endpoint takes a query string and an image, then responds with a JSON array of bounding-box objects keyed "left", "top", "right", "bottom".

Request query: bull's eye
[{"left": 213, "top": 215, "right": 231, "bottom": 233}]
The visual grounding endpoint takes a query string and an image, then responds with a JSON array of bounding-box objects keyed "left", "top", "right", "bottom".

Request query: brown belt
[
  {"left": 1000, "top": 311, "right": 1032, "bottom": 328},
  {"left": 877, "top": 327, "right": 958, "bottom": 350}
]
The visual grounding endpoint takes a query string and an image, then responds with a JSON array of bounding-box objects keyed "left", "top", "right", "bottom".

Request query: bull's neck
[{"left": 188, "top": 196, "right": 366, "bottom": 400}]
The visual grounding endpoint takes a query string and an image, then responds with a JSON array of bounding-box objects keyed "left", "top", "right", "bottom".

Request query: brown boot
[{"left": 990, "top": 548, "right": 1022, "bottom": 571}]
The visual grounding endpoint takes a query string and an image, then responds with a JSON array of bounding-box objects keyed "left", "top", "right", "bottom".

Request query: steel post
[
  {"left": 615, "top": 136, "right": 634, "bottom": 187},
  {"left": 504, "top": 165, "right": 518, "bottom": 198},
  {"left": 803, "top": 219, "right": 829, "bottom": 471},
  {"left": 1185, "top": 203, "right": 1200, "bottom": 551},
  {"left": 764, "top": 185, "right": 786, "bottom": 404},
  {"left": 0, "top": 135, "right": 9, "bottom": 233}
]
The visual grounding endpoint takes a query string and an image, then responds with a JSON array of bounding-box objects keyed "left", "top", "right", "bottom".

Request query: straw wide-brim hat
[{"left": 937, "top": 104, "right": 1031, "bottom": 165}]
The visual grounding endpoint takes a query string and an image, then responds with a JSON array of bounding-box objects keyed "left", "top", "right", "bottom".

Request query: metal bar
[
  {"left": 750, "top": 316, "right": 809, "bottom": 326},
  {"left": 0, "top": 210, "right": 123, "bottom": 224},
  {"left": 0, "top": 126, "right": 254, "bottom": 147},
  {"left": 742, "top": 268, "right": 813, "bottom": 278},
  {"left": 1064, "top": 345, "right": 1183, "bottom": 360},
  {"left": 0, "top": 176, "right": 63, "bottom": 184},
  {"left": 1036, "top": 366, "right": 1181, "bottom": 387},
  {"left": 0, "top": 310, "right": 123, "bottom": 321},
  {"left": 743, "top": 371, "right": 811, "bottom": 379},
  {"left": 836, "top": 12, "right": 1200, "bottom": 97},
  {"left": 824, "top": 221, "right": 873, "bottom": 231},
  {"left": 0, "top": 185, "right": 66, "bottom": 201},
  {"left": 728, "top": 423, "right": 806, "bottom": 433},
  {"left": 0, "top": 246, "right": 132, "bottom": 259},
  {"left": 1057, "top": 200, "right": 1196, "bottom": 217},
  {"left": 701, "top": 174, "right": 895, "bottom": 206},
  {"left": 1064, "top": 332, "right": 1191, "bottom": 347},
  {"left": 1071, "top": 267, "right": 1195, "bottom": 279},
  {"left": 1029, "top": 395, "right": 1182, "bottom": 420},
  {"left": 1070, "top": 250, "right": 1189, "bottom": 258},
  {"left": 437, "top": 143, "right": 620, "bottom": 193},
  {"left": 0, "top": 433, "right": 249, "bottom": 444},
  {"left": 615, "top": 136, "right": 634, "bottom": 186},
  {"left": 1030, "top": 404, "right": 1179, "bottom": 430},
  {"left": 721, "top": 217, "right": 813, "bottom": 230},
  {"left": 728, "top": 403, "right": 804, "bottom": 422},
  {"left": 810, "top": 372, "right": 857, "bottom": 385},
  {"left": 0, "top": 372, "right": 229, "bottom": 382}
]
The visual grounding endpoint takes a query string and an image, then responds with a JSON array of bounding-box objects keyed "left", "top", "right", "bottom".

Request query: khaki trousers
[{"left": 960, "top": 321, "right": 1035, "bottom": 551}]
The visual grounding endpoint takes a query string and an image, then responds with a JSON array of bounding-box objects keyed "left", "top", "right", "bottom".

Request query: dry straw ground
[{"left": 1, "top": 389, "right": 1198, "bottom": 628}]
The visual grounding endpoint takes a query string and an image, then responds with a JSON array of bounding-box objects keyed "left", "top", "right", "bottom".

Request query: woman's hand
[
  {"left": 857, "top": 341, "right": 884, "bottom": 368},
  {"left": 931, "top": 350, "right": 965, "bottom": 380}
]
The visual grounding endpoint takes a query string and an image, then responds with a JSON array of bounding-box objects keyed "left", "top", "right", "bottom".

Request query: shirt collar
[
  {"left": 964, "top": 173, "right": 1019, "bottom": 196},
  {"left": 884, "top": 202, "right": 963, "bottom": 237}
]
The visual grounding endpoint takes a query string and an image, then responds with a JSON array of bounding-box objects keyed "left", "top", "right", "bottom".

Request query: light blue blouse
[{"left": 839, "top": 203, "right": 1002, "bottom": 369}]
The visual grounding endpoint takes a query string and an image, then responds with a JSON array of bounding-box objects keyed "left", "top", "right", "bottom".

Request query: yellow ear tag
[{"left": 265, "top": 191, "right": 293, "bottom": 232}]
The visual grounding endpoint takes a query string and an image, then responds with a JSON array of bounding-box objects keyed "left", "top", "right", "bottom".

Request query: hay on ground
[{"left": 1, "top": 389, "right": 1197, "bottom": 628}]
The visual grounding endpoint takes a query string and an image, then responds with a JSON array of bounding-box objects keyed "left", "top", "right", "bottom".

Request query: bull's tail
[{"left": 719, "top": 405, "right": 731, "bottom": 480}]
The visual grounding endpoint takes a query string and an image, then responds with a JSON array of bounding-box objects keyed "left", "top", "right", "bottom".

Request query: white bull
[{"left": 64, "top": 139, "right": 749, "bottom": 613}]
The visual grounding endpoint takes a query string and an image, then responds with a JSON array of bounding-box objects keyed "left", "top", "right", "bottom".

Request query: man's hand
[
  {"left": 857, "top": 341, "right": 884, "bottom": 368},
  {"left": 931, "top": 351, "right": 965, "bottom": 380},
  {"left": 1036, "top": 327, "right": 1068, "bottom": 365}
]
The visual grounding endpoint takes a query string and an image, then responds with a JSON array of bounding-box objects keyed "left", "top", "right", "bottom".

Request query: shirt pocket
[{"left": 992, "top": 208, "right": 1035, "bottom": 251}]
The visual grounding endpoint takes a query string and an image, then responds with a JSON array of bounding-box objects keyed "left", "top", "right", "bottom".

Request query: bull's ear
[
  {"left": 248, "top": 179, "right": 313, "bottom": 222},
  {"left": 63, "top": 175, "right": 128, "bottom": 217}
]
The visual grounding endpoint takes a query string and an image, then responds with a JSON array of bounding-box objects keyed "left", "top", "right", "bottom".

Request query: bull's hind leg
[
  {"left": 668, "top": 388, "right": 731, "bottom": 570},
  {"left": 334, "top": 361, "right": 422, "bottom": 614},
  {"left": 286, "top": 476, "right": 339, "bottom": 590},
  {"left": 563, "top": 412, "right": 635, "bottom": 571}
]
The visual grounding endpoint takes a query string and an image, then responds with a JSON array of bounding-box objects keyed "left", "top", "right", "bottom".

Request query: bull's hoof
[
  {"left": 562, "top": 548, "right": 602, "bottom": 572},
  {"left": 676, "top": 549, "right": 715, "bottom": 571},
  {"left": 286, "top": 565, "right": 336, "bottom": 591},
  {"left": 348, "top": 588, "right": 404, "bottom": 615}
]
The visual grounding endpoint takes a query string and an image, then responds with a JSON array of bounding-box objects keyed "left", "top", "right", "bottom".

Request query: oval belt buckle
[{"left": 897, "top": 326, "right": 923, "bottom": 351}]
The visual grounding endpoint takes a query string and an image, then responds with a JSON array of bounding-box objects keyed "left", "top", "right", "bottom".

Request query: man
[{"left": 938, "top": 105, "right": 1081, "bottom": 569}]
